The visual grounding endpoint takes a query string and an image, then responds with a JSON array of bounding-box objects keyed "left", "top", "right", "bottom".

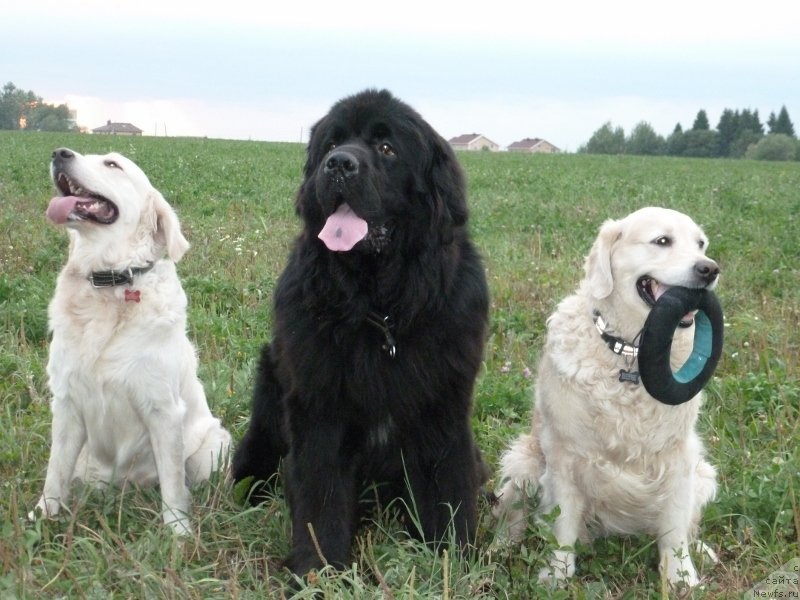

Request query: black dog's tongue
[{"left": 318, "top": 203, "right": 368, "bottom": 251}]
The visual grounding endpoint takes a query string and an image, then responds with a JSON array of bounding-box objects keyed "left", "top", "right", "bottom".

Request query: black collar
[
  {"left": 89, "top": 261, "right": 155, "bottom": 288},
  {"left": 366, "top": 311, "right": 397, "bottom": 358},
  {"left": 593, "top": 310, "right": 640, "bottom": 358}
]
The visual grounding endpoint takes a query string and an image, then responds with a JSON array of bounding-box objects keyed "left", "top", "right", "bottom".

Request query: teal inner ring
[{"left": 673, "top": 310, "right": 713, "bottom": 383}]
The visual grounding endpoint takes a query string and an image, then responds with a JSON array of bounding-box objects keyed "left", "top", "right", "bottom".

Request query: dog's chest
[
  {"left": 366, "top": 418, "right": 395, "bottom": 449},
  {"left": 60, "top": 370, "right": 154, "bottom": 471},
  {"left": 49, "top": 283, "right": 183, "bottom": 366},
  {"left": 590, "top": 395, "right": 695, "bottom": 457}
]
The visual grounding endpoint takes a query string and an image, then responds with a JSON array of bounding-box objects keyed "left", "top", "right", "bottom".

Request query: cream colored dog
[
  {"left": 494, "top": 207, "right": 719, "bottom": 587},
  {"left": 31, "top": 148, "right": 230, "bottom": 534}
]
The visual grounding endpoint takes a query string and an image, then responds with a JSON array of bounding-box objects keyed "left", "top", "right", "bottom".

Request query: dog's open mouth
[
  {"left": 637, "top": 276, "right": 669, "bottom": 307},
  {"left": 637, "top": 276, "right": 695, "bottom": 327},
  {"left": 46, "top": 172, "right": 119, "bottom": 225}
]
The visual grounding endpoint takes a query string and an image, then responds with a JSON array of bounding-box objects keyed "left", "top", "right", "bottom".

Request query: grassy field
[{"left": 0, "top": 130, "right": 798, "bottom": 599}]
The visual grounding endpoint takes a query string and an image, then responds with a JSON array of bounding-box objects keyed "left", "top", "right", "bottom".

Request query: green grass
[{"left": 1, "top": 131, "right": 798, "bottom": 598}]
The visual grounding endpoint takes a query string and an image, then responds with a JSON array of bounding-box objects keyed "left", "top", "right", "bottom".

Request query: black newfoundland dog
[{"left": 232, "top": 89, "right": 489, "bottom": 575}]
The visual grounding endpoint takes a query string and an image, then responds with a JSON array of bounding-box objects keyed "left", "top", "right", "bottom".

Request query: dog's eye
[
  {"left": 698, "top": 240, "right": 706, "bottom": 249},
  {"left": 104, "top": 160, "right": 121, "bottom": 170},
  {"left": 653, "top": 236, "right": 672, "bottom": 247},
  {"left": 378, "top": 142, "right": 395, "bottom": 157},
  {"left": 325, "top": 142, "right": 337, "bottom": 153}
]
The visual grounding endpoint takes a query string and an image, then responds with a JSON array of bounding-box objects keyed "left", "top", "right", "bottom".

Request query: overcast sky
[{"left": 3, "top": 0, "right": 799, "bottom": 150}]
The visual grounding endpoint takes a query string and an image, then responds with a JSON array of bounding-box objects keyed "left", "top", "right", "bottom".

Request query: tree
[
  {"left": 716, "top": 109, "right": 739, "bottom": 157},
  {"left": 745, "top": 134, "right": 798, "bottom": 161},
  {"left": 682, "top": 129, "right": 719, "bottom": 158},
  {"left": 626, "top": 121, "right": 665, "bottom": 155},
  {"left": 726, "top": 109, "right": 764, "bottom": 157},
  {"left": 28, "top": 103, "right": 74, "bottom": 131},
  {"left": 692, "top": 110, "right": 710, "bottom": 131},
  {"left": 729, "top": 130, "right": 762, "bottom": 158},
  {"left": 0, "top": 82, "right": 74, "bottom": 131},
  {"left": 768, "top": 106, "right": 795, "bottom": 137},
  {"left": 582, "top": 104, "right": 794, "bottom": 160},
  {"left": 582, "top": 122, "right": 626, "bottom": 154},
  {"left": 666, "top": 123, "right": 686, "bottom": 156},
  {"left": 0, "top": 82, "right": 28, "bottom": 129},
  {"left": 739, "top": 109, "right": 764, "bottom": 136}
]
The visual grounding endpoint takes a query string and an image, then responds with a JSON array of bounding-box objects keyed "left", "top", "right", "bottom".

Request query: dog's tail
[{"left": 493, "top": 432, "right": 545, "bottom": 542}]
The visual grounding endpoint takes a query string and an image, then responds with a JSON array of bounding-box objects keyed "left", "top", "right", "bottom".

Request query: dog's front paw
[
  {"left": 163, "top": 510, "right": 192, "bottom": 536},
  {"left": 538, "top": 567, "right": 566, "bottom": 586},
  {"left": 662, "top": 551, "right": 700, "bottom": 588},
  {"left": 284, "top": 547, "right": 338, "bottom": 578},
  {"left": 28, "top": 496, "right": 62, "bottom": 521},
  {"left": 538, "top": 549, "right": 576, "bottom": 584},
  {"left": 667, "top": 568, "right": 700, "bottom": 589}
]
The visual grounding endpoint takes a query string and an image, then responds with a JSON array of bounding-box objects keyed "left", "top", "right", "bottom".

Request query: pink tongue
[
  {"left": 318, "top": 203, "right": 368, "bottom": 251},
  {"left": 46, "top": 196, "right": 82, "bottom": 224},
  {"left": 653, "top": 282, "right": 670, "bottom": 301}
]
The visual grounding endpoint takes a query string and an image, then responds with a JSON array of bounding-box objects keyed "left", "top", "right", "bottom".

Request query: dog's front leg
[
  {"left": 405, "top": 428, "right": 481, "bottom": 548},
  {"left": 538, "top": 470, "right": 585, "bottom": 583},
  {"left": 143, "top": 405, "right": 191, "bottom": 535},
  {"left": 657, "top": 480, "right": 701, "bottom": 587},
  {"left": 31, "top": 397, "right": 86, "bottom": 520},
  {"left": 283, "top": 424, "right": 358, "bottom": 575}
]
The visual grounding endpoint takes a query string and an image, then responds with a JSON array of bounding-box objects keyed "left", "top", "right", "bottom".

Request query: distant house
[
  {"left": 92, "top": 120, "right": 143, "bottom": 136},
  {"left": 448, "top": 133, "right": 499, "bottom": 152},
  {"left": 507, "top": 138, "right": 560, "bottom": 153}
]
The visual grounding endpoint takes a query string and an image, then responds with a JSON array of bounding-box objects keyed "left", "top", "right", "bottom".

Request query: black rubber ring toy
[{"left": 637, "top": 286, "right": 723, "bottom": 406}]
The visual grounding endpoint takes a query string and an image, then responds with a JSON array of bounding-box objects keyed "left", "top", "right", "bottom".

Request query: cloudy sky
[{"left": 3, "top": 0, "right": 799, "bottom": 150}]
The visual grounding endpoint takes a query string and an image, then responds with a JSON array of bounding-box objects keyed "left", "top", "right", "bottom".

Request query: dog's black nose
[
  {"left": 695, "top": 259, "right": 720, "bottom": 283},
  {"left": 324, "top": 150, "right": 359, "bottom": 178},
  {"left": 52, "top": 148, "right": 75, "bottom": 165}
]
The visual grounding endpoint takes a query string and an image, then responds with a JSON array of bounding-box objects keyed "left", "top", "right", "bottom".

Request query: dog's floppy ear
[
  {"left": 427, "top": 131, "right": 468, "bottom": 241},
  {"left": 585, "top": 218, "right": 622, "bottom": 299},
  {"left": 151, "top": 190, "right": 190, "bottom": 262}
]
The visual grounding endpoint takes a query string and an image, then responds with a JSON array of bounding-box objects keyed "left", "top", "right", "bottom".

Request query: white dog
[
  {"left": 31, "top": 148, "right": 231, "bottom": 534},
  {"left": 494, "top": 207, "right": 719, "bottom": 587}
]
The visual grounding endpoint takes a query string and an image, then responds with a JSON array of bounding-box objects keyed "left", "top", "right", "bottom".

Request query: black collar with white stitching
[
  {"left": 592, "top": 309, "right": 640, "bottom": 358},
  {"left": 88, "top": 261, "right": 155, "bottom": 288}
]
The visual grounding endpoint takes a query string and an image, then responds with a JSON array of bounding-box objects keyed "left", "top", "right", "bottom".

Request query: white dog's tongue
[
  {"left": 653, "top": 282, "right": 670, "bottom": 301},
  {"left": 46, "top": 196, "right": 80, "bottom": 224},
  {"left": 318, "top": 203, "right": 368, "bottom": 251}
]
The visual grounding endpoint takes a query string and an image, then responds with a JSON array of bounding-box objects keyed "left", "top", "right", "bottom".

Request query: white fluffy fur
[
  {"left": 31, "top": 150, "right": 231, "bottom": 534},
  {"left": 494, "top": 207, "right": 719, "bottom": 587}
]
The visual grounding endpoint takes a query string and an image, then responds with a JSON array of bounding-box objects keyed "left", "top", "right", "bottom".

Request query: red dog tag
[{"left": 124, "top": 289, "right": 141, "bottom": 303}]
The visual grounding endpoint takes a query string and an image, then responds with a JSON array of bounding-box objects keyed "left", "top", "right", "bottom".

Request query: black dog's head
[{"left": 297, "top": 89, "right": 468, "bottom": 254}]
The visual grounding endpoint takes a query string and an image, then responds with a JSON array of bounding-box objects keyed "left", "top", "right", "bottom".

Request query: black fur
[{"left": 232, "top": 89, "right": 489, "bottom": 575}]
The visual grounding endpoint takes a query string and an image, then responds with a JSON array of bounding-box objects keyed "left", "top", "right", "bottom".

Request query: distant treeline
[
  {"left": 0, "top": 82, "right": 76, "bottom": 132},
  {"left": 580, "top": 107, "right": 799, "bottom": 161}
]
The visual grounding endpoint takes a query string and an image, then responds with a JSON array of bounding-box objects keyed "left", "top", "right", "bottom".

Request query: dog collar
[
  {"left": 88, "top": 261, "right": 155, "bottom": 288},
  {"left": 366, "top": 310, "right": 397, "bottom": 358},
  {"left": 593, "top": 310, "right": 640, "bottom": 358}
]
